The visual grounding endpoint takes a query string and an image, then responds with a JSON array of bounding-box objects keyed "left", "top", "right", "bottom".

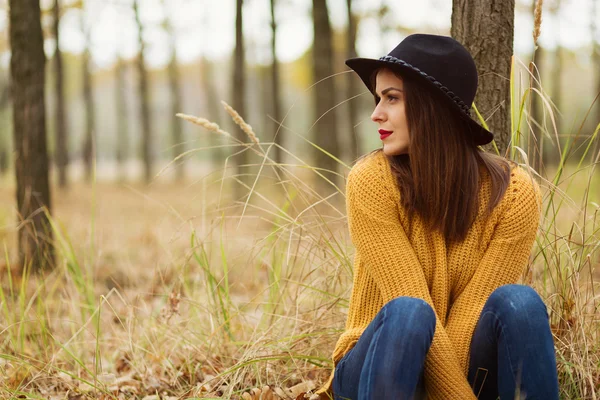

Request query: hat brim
[{"left": 345, "top": 57, "right": 494, "bottom": 146}]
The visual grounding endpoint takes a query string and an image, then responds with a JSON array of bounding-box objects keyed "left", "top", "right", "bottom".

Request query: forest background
[{"left": 1, "top": 0, "right": 600, "bottom": 399}]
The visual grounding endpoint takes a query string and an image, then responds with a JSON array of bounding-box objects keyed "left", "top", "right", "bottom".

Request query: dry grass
[
  {"left": 1, "top": 56, "right": 600, "bottom": 400},
  {"left": 533, "top": 0, "right": 543, "bottom": 46},
  {"left": 0, "top": 159, "right": 350, "bottom": 399}
]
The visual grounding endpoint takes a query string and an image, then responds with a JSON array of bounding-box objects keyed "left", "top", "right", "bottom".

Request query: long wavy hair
[{"left": 368, "top": 67, "right": 512, "bottom": 243}]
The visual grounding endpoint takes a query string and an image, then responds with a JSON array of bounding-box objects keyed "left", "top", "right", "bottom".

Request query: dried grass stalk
[
  {"left": 221, "top": 101, "right": 260, "bottom": 144},
  {"left": 533, "top": 0, "right": 543, "bottom": 46},
  {"left": 175, "top": 113, "right": 230, "bottom": 137}
]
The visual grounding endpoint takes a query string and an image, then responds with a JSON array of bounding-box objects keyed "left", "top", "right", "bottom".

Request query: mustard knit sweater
[{"left": 316, "top": 150, "right": 542, "bottom": 399}]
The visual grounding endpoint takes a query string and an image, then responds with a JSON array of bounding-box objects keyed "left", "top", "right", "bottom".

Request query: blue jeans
[{"left": 332, "top": 285, "right": 559, "bottom": 400}]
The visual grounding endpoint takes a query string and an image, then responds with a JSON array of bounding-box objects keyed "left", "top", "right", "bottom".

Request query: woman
[{"left": 315, "top": 34, "right": 559, "bottom": 400}]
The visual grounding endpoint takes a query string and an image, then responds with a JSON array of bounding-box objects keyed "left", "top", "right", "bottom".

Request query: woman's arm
[
  {"left": 346, "top": 155, "right": 476, "bottom": 399},
  {"left": 445, "top": 168, "right": 543, "bottom": 373}
]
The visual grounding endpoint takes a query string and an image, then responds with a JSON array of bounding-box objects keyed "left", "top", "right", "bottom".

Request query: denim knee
[
  {"left": 486, "top": 284, "right": 548, "bottom": 322},
  {"left": 381, "top": 297, "right": 436, "bottom": 336}
]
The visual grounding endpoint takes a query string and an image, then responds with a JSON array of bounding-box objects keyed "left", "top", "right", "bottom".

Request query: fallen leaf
[
  {"left": 289, "top": 381, "right": 315, "bottom": 398},
  {"left": 274, "top": 387, "right": 288, "bottom": 399},
  {"left": 262, "top": 385, "right": 275, "bottom": 400}
]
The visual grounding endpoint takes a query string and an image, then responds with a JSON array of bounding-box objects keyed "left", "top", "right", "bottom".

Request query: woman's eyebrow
[{"left": 377, "top": 87, "right": 403, "bottom": 96}]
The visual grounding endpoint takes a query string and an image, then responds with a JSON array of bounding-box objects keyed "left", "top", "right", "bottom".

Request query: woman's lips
[{"left": 379, "top": 129, "right": 392, "bottom": 140}]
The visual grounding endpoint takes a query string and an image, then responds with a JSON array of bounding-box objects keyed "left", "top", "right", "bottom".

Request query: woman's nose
[{"left": 371, "top": 105, "right": 386, "bottom": 123}]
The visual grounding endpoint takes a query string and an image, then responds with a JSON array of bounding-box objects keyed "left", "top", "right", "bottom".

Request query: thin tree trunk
[
  {"left": 551, "top": 0, "right": 563, "bottom": 166},
  {"left": 259, "top": 66, "right": 272, "bottom": 143},
  {"left": 270, "top": 0, "right": 283, "bottom": 165},
  {"left": 0, "top": 150, "right": 7, "bottom": 174},
  {"left": 312, "top": 0, "right": 340, "bottom": 190},
  {"left": 346, "top": 0, "right": 360, "bottom": 162},
  {"left": 233, "top": 0, "right": 248, "bottom": 198},
  {"left": 81, "top": 11, "right": 95, "bottom": 182},
  {"left": 530, "top": 45, "right": 544, "bottom": 172},
  {"left": 115, "top": 55, "right": 128, "bottom": 181},
  {"left": 451, "top": 0, "right": 515, "bottom": 156},
  {"left": 9, "top": 0, "right": 54, "bottom": 270},
  {"left": 133, "top": 0, "right": 153, "bottom": 183},
  {"left": 53, "top": 0, "right": 69, "bottom": 188},
  {"left": 530, "top": 0, "right": 544, "bottom": 174},
  {"left": 0, "top": 79, "right": 9, "bottom": 175},
  {"left": 200, "top": 56, "right": 224, "bottom": 167},
  {"left": 592, "top": 0, "right": 600, "bottom": 138},
  {"left": 165, "top": 8, "right": 184, "bottom": 181}
]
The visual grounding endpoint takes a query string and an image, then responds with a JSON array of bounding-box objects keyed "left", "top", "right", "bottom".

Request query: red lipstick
[{"left": 379, "top": 129, "right": 392, "bottom": 140}]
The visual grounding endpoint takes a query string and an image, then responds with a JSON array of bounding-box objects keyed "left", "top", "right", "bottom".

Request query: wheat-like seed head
[
  {"left": 175, "top": 113, "right": 231, "bottom": 137},
  {"left": 533, "top": 0, "right": 544, "bottom": 46},
  {"left": 221, "top": 101, "right": 260, "bottom": 145}
]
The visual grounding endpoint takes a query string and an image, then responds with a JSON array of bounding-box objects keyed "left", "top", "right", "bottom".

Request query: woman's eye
[{"left": 387, "top": 95, "right": 398, "bottom": 102}]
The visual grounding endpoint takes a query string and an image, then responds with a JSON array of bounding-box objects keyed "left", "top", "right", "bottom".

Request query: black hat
[{"left": 345, "top": 33, "right": 493, "bottom": 145}]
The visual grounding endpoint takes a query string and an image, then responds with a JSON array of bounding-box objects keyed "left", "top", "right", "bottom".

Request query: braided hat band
[{"left": 378, "top": 55, "right": 472, "bottom": 117}]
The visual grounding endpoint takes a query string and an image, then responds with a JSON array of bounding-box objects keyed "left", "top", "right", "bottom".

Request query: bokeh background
[
  {"left": 1, "top": 0, "right": 600, "bottom": 399},
  {"left": 0, "top": 0, "right": 598, "bottom": 182}
]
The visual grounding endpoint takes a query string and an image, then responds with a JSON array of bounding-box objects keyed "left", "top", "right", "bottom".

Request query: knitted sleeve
[
  {"left": 445, "top": 167, "right": 543, "bottom": 375},
  {"left": 346, "top": 153, "right": 477, "bottom": 400}
]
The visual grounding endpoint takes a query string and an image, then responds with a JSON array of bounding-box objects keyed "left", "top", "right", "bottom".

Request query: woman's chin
[{"left": 382, "top": 144, "right": 409, "bottom": 156}]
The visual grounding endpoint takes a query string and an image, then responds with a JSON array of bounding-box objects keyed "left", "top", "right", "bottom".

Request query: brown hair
[{"left": 368, "top": 67, "right": 512, "bottom": 243}]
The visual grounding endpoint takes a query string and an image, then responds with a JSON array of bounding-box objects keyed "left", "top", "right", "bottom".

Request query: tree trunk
[
  {"left": 551, "top": 4, "right": 563, "bottom": 165},
  {"left": 530, "top": 0, "right": 544, "bottom": 174},
  {"left": 0, "top": 150, "right": 7, "bottom": 174},
  {"left": 530, "top": 45, "right": 544, "bottom": 172},
  {"left": 200, "top": 56, "right": 225, "bottom": 168},
  {"left": 451, "top": 0, "right": 515, "bottom": 156},
  {"left": 312, "top": 0, "right": 340, "bottom": 190},
  {"left": 346, "top": 0, "right": 360, "bottom": 162},
  {"left": 259, "top": 66, "right": 272, "bottom": 144},
  {"left": 270, "top": 0, "right": 283, "bottom": 165},
  {"left": 233, "top": 0, "right": 249, "bottom": 198},
  {"left": 115, "top": 55, "right": 128, "bottom": 182},
  {"left": 165, "top": 10, "right": 184, "bottom": 181},
  {"left": 133, "top": 0, "right": 153, "bottom": 184},
  {"left": 592, "top": 0, "right": 600, "bottom": 140},
  {"left": 53, "top": 0, "right": 69, "bottom": 188},
  {"left": 9, "top": 0, "right": 54, "bottom": 271},
  {"left": 0, "top": 78, "right": 10, "bottom": 175},
  {"left": 81, "top": 12, "right": 95, "bottom": 182}
]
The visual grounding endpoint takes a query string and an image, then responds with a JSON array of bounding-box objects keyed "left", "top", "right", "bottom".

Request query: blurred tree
[
  {"left": 200, "top": 56, "right": 225, "bottom": 167},
  {"left": 133, "top": 0, "right": 153, "bottom": 184},
  {"left": 198, "top": 10, "right": 225, "bottom": 168},
  {"left": 377, "top": 2, "right": 391, "bottom": 54},
  {"left": 345, "top": 0, "right": 360, "bottom": 161},
  {"left": 0, "top": 20, "right": 8, "bottom": 175},
  {"left": 163, "top": 1, "right": 184, "bottom": 181},
  {"left": 53, "top": 0, "right": 69, "bottom": 188},
  {"left": 258, "top": 62, "right": 272, "bottom": 143},
  {"left": 232, "top": 0, "right": 249, "bottom": 198},
  {"left": 270, "top": 0, "right": 283, "bottom": 165},
  {"left": 0, "top": 75, "right": 9, "bottom": 175},
  {"left": 530, "top": 0, "right": 544, "bottom": 173},
  {"left": 593, "top": 0, "right": 600, "bottom": 133},
  {"left": 0, "top": 151, "right": 6, "bottom": 174},
  {"left": 80, "top": 7, "right": 95, "bottom": 182},
  {"left": 550, "top": 0, "right": 563, "bottom": 154},
  {"left": 312, "top": 0, "right": 341, "bottom": 190},
  {"left": 115, "top": 53, "right": 129, "bottom": 182},
  {"left": 451, "top": 0, "right": 515, "bottom": 155},
  {"left": 9, "top": 0, "right": 55, "bottom": 270}
]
